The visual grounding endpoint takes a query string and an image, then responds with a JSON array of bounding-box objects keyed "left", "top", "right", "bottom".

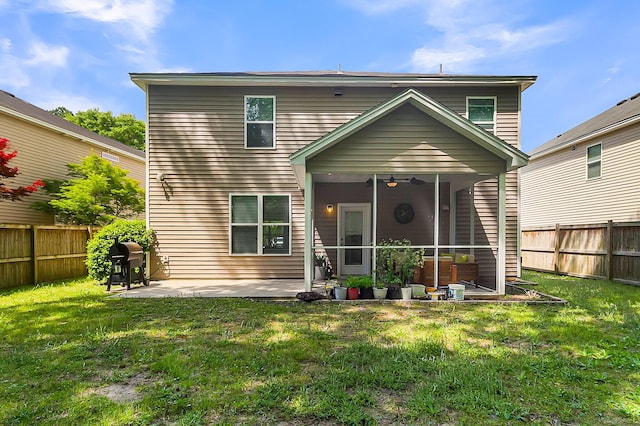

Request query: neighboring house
[
  {"left": 0, "top": 90, "right": 146, "bottom": 224},
  {"left": 131, "top": 71, "right": 536, "bottom": 295},
  {"left": 521, "top": 92, "right": 640, "bottom": 228}
]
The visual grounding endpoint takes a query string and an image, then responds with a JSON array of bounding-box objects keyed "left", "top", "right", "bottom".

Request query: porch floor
[{"left": 107, "top": 278, "right": 499, "bottom": 299}]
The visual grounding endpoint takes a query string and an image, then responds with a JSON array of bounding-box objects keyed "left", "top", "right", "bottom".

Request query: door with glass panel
[{"left": 337, "top": 203, "right": 371, "bottom": 276}]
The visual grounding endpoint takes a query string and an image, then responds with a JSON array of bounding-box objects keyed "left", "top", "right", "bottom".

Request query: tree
[
  {"left": 0, "top": 137, "right": 44, "bottom": 201},
  {"left": 34, "top": 153, "right": 145, "bottom": 226},
  {"left": 49, "top": 107, "right": 145, "bottom": 151},
  {"left": 49, "top": 106, "right": 73, "bottom": 118}
]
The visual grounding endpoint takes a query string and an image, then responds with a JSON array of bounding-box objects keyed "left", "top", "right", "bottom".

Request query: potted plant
[
  {"left": 373, "top": 276, "right": 388, "bottom": 300},
  {"left": 332, "top": 275, "right": 347, "bottom": 300},
  {"left": 353, "top": 276, "right": 374, "bottom": 299},
  {"left": 375, "top": 238, "right": 423, "bottom": 300},
  {"left": 314, "top": 253, "right": 326, "bottom": 280},
  {"left": 344, "top": 276, "right": 360, "bottom": 300}
]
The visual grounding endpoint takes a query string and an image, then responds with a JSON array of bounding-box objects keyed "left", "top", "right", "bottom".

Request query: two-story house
[
  {"left": 522, "top": 92, "right": 640, "bottom": 228},
  {"left": 131, "top": 71, "right": 535, "bottom": 295}
]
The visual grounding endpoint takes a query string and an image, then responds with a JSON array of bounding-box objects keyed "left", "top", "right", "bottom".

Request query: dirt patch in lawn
[{"left": 84, "top": 373, "right": 151, "bottom": 403}]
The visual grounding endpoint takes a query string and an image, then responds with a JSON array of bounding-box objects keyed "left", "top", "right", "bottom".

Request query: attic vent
[
  {"left": 617, "top": 99, "right": 627, "bottom": 106},
  {"left": 101, "top": 151, "right": 119, "bottom": 163},
  {"left": 630, "top": 92, "right": 640, "bottom": 100}
]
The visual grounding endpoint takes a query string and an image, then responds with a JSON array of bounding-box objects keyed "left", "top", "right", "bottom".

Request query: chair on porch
[
  {"left": 449, "top": 253, "right": 479, "bottom": 287},
  {"left": 420, "top": 254, "right": 479, "bottom": 287}
]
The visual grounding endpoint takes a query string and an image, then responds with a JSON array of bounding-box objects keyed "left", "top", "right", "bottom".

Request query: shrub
[{"left": 86, "top": 219, "right": 153, "bottom": 283}]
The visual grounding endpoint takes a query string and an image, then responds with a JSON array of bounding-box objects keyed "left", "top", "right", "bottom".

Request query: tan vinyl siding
[
  {"left": 0, "top": 114, "right": 145, "bottom": 225},
  {"left": 522, "top": 123, "right": 640, "bottom": 228},
  {"left": 307, "top": 104, "right": 505, "bottom": 174},
  {"left": 147, "top": 84, "right": 523, "bottom": 280}
]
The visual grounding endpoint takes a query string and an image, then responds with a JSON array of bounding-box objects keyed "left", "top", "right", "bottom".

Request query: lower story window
[{"left": 230, "top": 194, "right": 290, "bottom": 255}]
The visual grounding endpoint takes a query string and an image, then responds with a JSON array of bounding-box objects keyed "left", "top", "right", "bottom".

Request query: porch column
[
  {"left": 372, "top": 174, "right": 378, "bottom": 284},
  {"left": 304, "top": 172, "right": 313, "bottom": 292},
  {"left": 434, "top": 174, "right": 440, "bottom": 286},
  {"left": 497, "top": 172, "right": 506, "bottom": 295}
]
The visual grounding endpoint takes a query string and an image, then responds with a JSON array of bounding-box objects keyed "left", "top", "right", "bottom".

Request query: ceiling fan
[{"left": 365, "top": 176, "right": 426, "bottom": 187}]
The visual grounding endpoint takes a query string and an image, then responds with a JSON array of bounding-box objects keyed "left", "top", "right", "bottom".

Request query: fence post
[
  {"left": 553, "top": 223, "right": 561, "bottom": 274},
  {"left": 606, "top": 220, "right": 613, "bottom": 281},
  {"left": 31, "top": 225, "right": 38, "bottom": 285}
]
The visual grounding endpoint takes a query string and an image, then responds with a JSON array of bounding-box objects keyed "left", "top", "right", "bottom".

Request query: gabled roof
[
  {"left": 289, "top": 88, "right": 528, "bottom": 185},
  {"left": 530, "top": 91, "right": 640, "bottom": 158},
  {"left": 0, "top": 90, "right": 145, "bottom": 160}
]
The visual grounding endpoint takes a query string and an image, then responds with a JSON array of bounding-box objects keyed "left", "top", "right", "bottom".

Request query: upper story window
[
  {"left": 467, "top": 97, "right": 496, "bottom": 133},
  {"left": 586, "top": 142, "right": 602, "bottom": 179},
  {"left": 230, "top": 194, "right": 290, "bottom": 255},
  {"left": 245, "top": 96, "right": 275, "bottom": 149}
]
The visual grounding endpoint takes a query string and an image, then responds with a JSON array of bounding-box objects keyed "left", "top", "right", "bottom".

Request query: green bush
[{"left": 86, "top": 219, "right": 153, "bottom": 283}]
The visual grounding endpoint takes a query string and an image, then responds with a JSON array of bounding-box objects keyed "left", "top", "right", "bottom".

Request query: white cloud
[
  {"left": 25, "top": 41, "right": 69, "bottom": 67},
  {"left": 37, "top": 0, "right": 173, "bottom": 41},
  {"left": 347, "top": 0, "right": 574, "bottom": 73},
  {"left": 0, "top": 58, "right": 31, "bottom": 88},
  {"left": 0, "top": 37, "right": 11, "bottom": 52},
  {"left": 411, "top": 44, "right": 485, "bottom": 73},
  {"left": 346, "top": 0, "right": 424, "bottom": 14},
  {"left": 412, "top": 19, "right": 571, "bottom": 73},
  {"left": 0, "top": 38, "right": 70, "bottom": 89},
  {"left": 33, "top": 89, "right": 100, "bottom": 113}
]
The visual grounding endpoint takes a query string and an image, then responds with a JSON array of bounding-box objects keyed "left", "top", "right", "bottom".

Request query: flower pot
[
  {"left": 347, "top": 287, "right": 360, "bottom": 300},
  {"left": 410, "top": 284, "right": 426, "bottom": 298},
  {"left": 334, "top": 286, "right": 347, "bottom": 300},
  {"left": 359, "top": 287, "right": 374, "bottom": 299},
  {"left": 386, "top": 286, "right": 402, "bottom": 300},
  {"left": 314, "top": 266, "right": 325, "bottom": 280},
  {"left": 373, "top": 287, "right": 388, "bottom": 300},
  {"left": 401, "top": 287, "right": 412, "bottom": 300}
]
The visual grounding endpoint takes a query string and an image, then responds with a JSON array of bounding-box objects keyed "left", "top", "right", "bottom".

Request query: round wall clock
[{"left": 394, "top": 203, "right": 414, "bottom": 224}]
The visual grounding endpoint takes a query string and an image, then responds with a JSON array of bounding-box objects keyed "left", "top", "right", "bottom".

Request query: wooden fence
[
  {"left": 521, "top": 221, "right": 640, "bottom": 285},
  {"left": 0, "top": 224, "right": 100, "bottom": 289}
]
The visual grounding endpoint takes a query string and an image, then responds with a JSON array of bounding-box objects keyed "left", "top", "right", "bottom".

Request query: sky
[{"left": 1, "top": 0, "right": 639, "bottom": 153}]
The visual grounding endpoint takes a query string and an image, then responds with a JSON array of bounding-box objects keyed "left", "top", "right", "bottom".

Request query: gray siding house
[
  {"left": 131, "top": 71, "right": 535, "bottom": 295},
  {"left": 521, "top": 92, "right": 640, "bottom": 228},
  {"left": 0, "top": 90, "right": 146, "bottom": 224}
]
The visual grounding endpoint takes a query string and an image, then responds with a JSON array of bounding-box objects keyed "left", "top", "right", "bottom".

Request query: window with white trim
[
  {"left": 230, "top": 194, "right": 290, "bottom": 255},
  {"left": 245, "top": 96, "right": 275, "bottom": 148},
  {"left": 467, "top": 97, "right": 496, "bottom": 133},
  {"left": 586, "top": 143, "right": 602, "bottom": 179}
]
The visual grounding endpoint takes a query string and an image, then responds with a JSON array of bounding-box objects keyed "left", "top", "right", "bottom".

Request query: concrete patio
[
  {"left": 107, "top": 278, "right": 507, "bottom": 300},
  {"left": 108, "top": 278, "right": 309, "bottom": 298}
]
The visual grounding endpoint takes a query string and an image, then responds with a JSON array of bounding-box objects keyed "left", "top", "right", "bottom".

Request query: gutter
[
  {"left": 130, "top": 73, "right": 537, "bottom": 92},
  {"left": 530, "top": 114, "right": 640, "bottom": 160}
]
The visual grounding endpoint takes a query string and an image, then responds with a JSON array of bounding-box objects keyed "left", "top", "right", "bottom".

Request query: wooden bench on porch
[{"left": 418, "top": 254, "right": 479, "bottom": 287}]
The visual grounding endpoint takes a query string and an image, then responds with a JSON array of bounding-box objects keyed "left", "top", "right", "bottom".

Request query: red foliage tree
[{"left": 0, "top": 137, "right": 44, "bottom": 201}]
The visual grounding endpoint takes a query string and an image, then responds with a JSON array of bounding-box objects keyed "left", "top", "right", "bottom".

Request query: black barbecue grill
[{"left": 107, "top": 239, "right": 147, "bottom": 290}]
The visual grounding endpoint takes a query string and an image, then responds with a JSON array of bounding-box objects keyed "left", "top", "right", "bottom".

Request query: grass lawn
[{"left": 1, "top": 272, "right": 639, "bottom": 425}]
